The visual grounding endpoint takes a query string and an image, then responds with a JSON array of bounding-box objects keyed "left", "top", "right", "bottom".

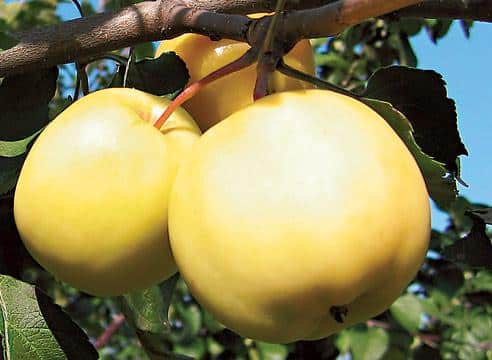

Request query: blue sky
[{"left": 52, "top": 3, "right": 492, "bottom": 229}]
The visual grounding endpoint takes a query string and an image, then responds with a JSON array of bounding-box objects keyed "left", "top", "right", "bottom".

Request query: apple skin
[
  {"left": 14, "top": 88, "right": 201, "bottom": 296},
  {"left": 156, "top": 29, "right": 316, "bottom": 131},
  {"left": 169, "top": 89, "right": 431, "bottom": 343}
]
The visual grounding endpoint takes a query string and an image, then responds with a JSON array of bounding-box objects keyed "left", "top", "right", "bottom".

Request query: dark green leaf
[
  {"left": 390, "top": 294, "right": 423, "bottom": 332},
  {"left": 363, "top": 66, "right": 467, "bottom": 174},
  {"left": 362, "top": 98, "right": 457, "bottom": 209},
  {"left": 0, "top": 275, "right": 97, "bottom": 359},
  {"left": 443, "top": 216, "right": 492, "bottom": 269},
  {"left": 0, "top": 67, "right": 58, "bottom": 140},
  {"left": 113, "top": 52, "right": 189, "bottom": 96},
  {"left": 121, "top": 273, "right": 179, "bottom": 331},
  {"left": 460, "top": 20, "right": 474, "bottom": 38},
  {"left": 0, "top": 156, "right": 24, "bottom": 195},
  {"left": 468, "top": 208, "right": 492, "bottom": 225},
  {"left": 121, "top": 274, "right": 180, "bottom": 359}
]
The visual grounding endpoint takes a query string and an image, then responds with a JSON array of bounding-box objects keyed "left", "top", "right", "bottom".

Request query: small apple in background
[
  {"left": 169, "top": 89, "right": 431, "bottom": 343},
  {"left": 156, "top": 16, "right": 316, "bottom": 131},
  {"left": 14, "top": 88, "right": 201, "bottom": 296}
]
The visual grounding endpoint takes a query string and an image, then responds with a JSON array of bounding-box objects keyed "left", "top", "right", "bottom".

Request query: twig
[
  {"left": 276, "top": 60, "right": 358, "bottom": 97},
  {"left": 94, "top": 313, "right": 126, "bottom": 349},
  {"left": 254, "top": 0, "right": 287, "bottom": 100},
  {"left": 153, "top": 47, "right": 259, "bottom": 129}
]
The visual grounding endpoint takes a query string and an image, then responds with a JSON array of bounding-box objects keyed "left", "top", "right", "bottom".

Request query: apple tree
[{"left": 0, "top": 0, "right": 491, "bottom": 359}]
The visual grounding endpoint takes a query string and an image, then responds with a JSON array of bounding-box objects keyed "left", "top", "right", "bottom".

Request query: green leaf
[
  {"left": 0, "top": 156, "right": 24, "bottom": 195},
  {"left": 256, "top": 342, "right": 288, "bottom": 360},
  {"left": 361, "top": 98, "right": 457, "bottom": 209},
  {"left": 121, "top": 274, "right": 181, "bottom": 359},
  {"left": 363, "top": 66, "right": 467, "bottom": 174},
  {"left": 0, "top": 275, "right": 97, "bottom": 359},
  {"left": 468, "top": 208, "right": 492, "bottom": 225},
  {"left": 0, "top": 67, "right": 58, "bottom": 140},
  {"left": 443, "top": 216, "right": 492, "bottom": 269},
  {"left": 339, "top": 325, "right": 390, "bottom": 360},
  {"left": 174, "top": 338, "right": 207, "bottom": 359},
  {"left": 112, "top": 52, "right": 189, "bottom": 96},
  {"left": 0, "top": 128, "right": 42, "bottom": 158},
  {"left": 390, "top": 294, "right": 423, "bottom": 332}
]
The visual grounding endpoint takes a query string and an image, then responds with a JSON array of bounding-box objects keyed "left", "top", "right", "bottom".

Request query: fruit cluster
[{"left": 14, "top": 33, "right": 430, "bottom": 343}]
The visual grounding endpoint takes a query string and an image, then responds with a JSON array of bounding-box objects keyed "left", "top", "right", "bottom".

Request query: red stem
[
  {"left": 153, "top": 47, "right": 259, "bottom": 129},
  {"left": 94, "top": 313, "right": 125, "bottom": 349}
]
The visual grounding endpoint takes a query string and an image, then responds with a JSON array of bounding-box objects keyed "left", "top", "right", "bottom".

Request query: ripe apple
[
  {"left": 156, "top": 22, "right": 316, "bottom": 131},
  {"left": 169, "top": 89, "right": 431, "bottom": 343},
  {"left": 14, "top": 88, "right": 201, "bottom": 296}
]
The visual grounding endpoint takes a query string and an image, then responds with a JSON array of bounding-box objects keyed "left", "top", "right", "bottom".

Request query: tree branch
[
  {"left": 0, "top": 0, "right": 491, "bottom": 78},
  {"left": 397, "top": 0, "right": 492, "bottom": 22}
]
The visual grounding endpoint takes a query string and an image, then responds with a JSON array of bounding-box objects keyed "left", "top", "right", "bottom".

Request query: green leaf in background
[
  {"left": 0, "top": 67, "right": 58, "bottom": 140},
  {"left": 363, "top": 66, "right": 467, "bottom": 174},
  {"left": 256, "top": 341, "right": 289, "bottom": 360},
  {"left": 362, "top": 98, "right": 457, "bottom": 209},
  {"left": 111, "top": 52, "right": 189, "bottom": 97},
  {"left": 336, "top": 325, "right": 390, "bottom": 360},
  {"left": 0, "top": 275, "right": 98, "bottom": 359},
  {"left": 0, "top": 128, "right": 42, "bottom": 158},
  {"left": 443, "top": 215, "right": 492, "bottom": 269},
  {"left": 390, "top": 294, "right": 423, "bottom": 332},
  {"left": 0, "top": 19, "right": 18, "bottom": 51}
]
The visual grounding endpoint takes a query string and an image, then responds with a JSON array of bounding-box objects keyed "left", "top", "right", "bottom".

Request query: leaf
[
  {"left": 256, "top": 342, "right": 288, "bottom": 360},
  {"left": 340, "top": 325, "right": 390, "bottom": 360},
  {"left": 460, "top": 20, "right": 474, "bottom": 38},
  {"left": 443, "top": 215, "right": 492, "bottom": 269},
  {"left": 120, "top": 274, "right": 183, "bottom": 359},
  {"left": 468, "top": 208, "right": 492, "bottom": 225},
  {"left": 0, "top": 275, "right": 97, "bottom": 359},
  {"left": 0, "top": 67, "right": 58, "bottom": 140},
  {"left": 362, "top": 98, "right": 457, "bottom": 209},
  {"left": 0, "top": 156, "right": 25, "bottom": 195},
  {"left": 390, "top": 294, "right": 423, "bottom": 332},
  {"left": 363, "top": 66, "right": 467, "bottom": 174},
  {"left": 0, "top": 129, "right": 42, "bottom": 158},
  {"left": 112, "top": 52, "right": 189, "bottom": 96},
  {"left": 174, "top": 338, "right": 207, "bottom": 359}
]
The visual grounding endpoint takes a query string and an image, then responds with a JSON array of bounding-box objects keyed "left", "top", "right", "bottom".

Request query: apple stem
[
  {"left": 153, "top": 47, "right": 259, "bottom": 130},
  {"left": 277, "top": 60, "right": 359, "bottom": 98}
]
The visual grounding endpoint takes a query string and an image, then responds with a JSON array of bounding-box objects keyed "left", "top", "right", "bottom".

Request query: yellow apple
[
  {"left": 169, "top": 89, "right": 430, "bottom": 343},
  {"left": 156, "top": 21, "right": 316, "bottom": 131},
  {"left": 14, "top": 88, "right": 201, "bottom": 296}
]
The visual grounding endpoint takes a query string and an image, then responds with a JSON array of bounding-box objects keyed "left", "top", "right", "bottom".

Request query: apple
[
  {"left": 14, "top": 88, "right": 201, "bottom": 296},
  {"left": 156, "top": 20, "right": 316, "bottom": 131},
  {"left": 168, "top": 89, "right": 431, "bottom": 343}
]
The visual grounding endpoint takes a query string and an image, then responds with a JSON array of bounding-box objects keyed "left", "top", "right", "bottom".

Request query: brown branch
[
  {"left": 0, "top": 0, "right": 491, "bottom": 77},
  {"left": 0, "top": 1, "right": 249, "bottom": 77},
  {"left": 94, "top": 313, "right": 126, "bottom": 349},
  {"left": 283, "top": 0, "right": 422, "bottom": 39},
  {"left": 397, "top": 0, "right": 492, "bottom": 22}
]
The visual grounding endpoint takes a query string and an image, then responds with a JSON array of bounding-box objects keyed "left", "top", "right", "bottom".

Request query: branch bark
[
  {"left": 0, "top": 0, "right": 491, "bottom": 77},
  {"left": 397, "top": 0, "right": 492, "bottom": 22}
]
